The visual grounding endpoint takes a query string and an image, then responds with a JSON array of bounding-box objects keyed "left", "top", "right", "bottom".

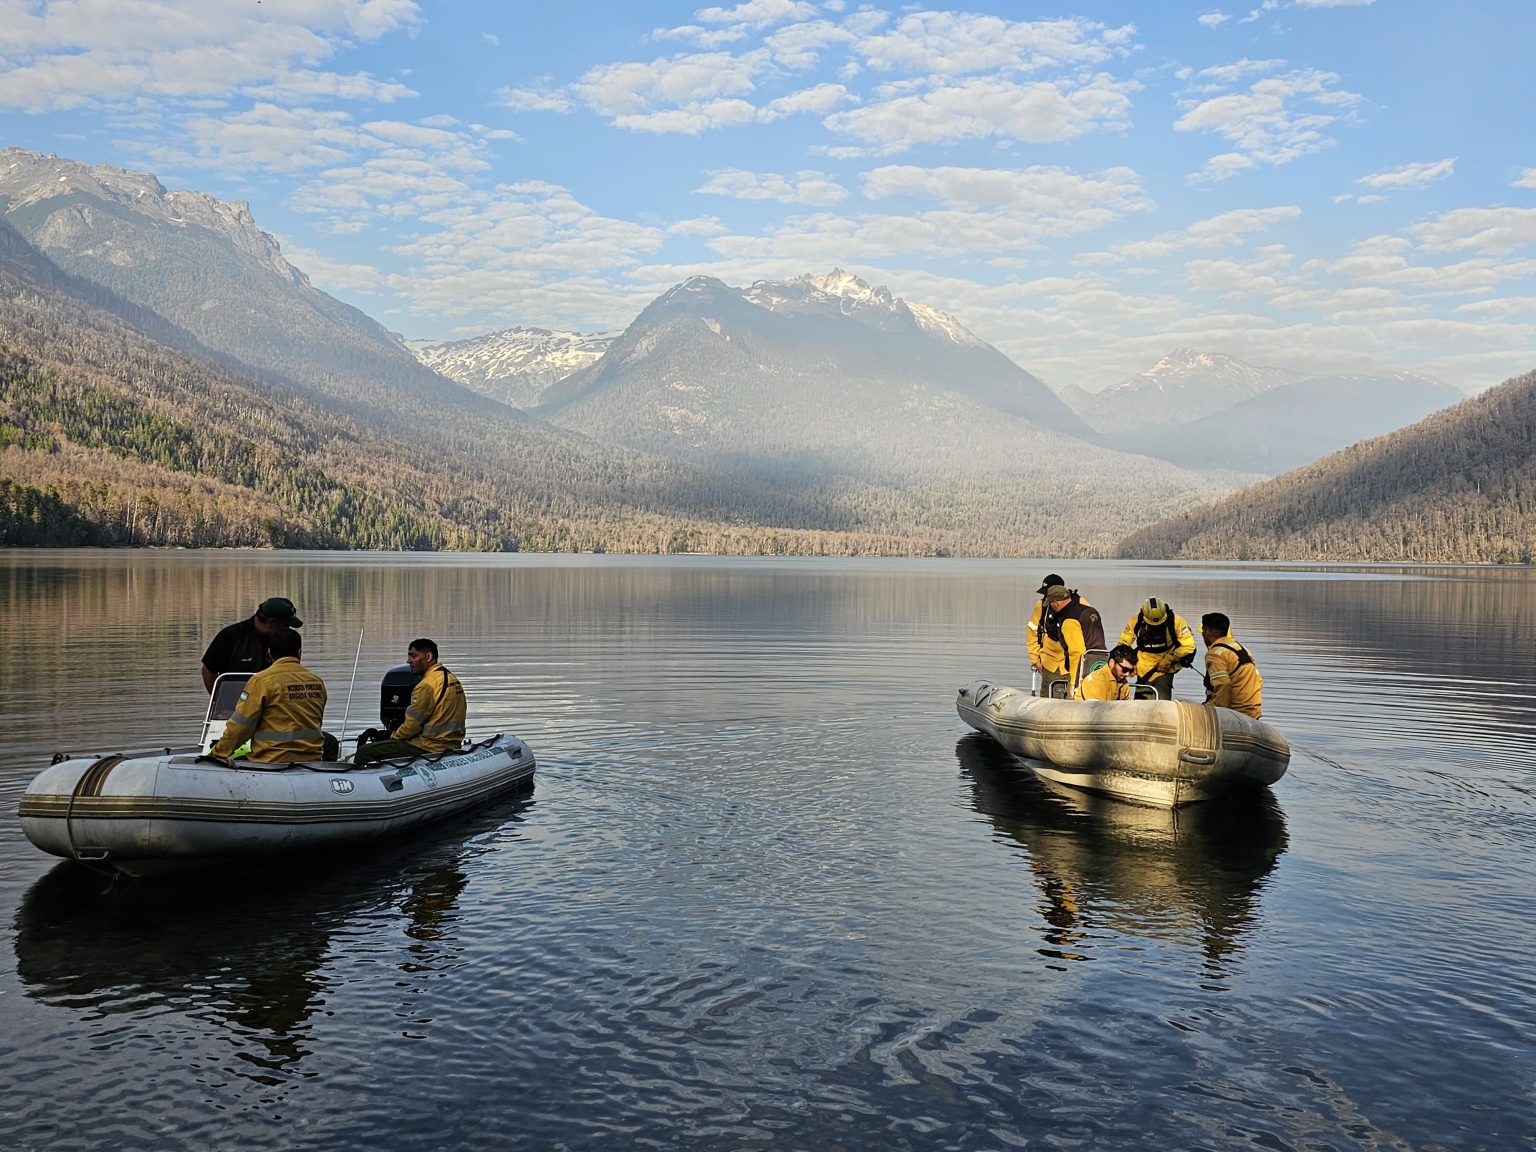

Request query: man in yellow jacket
[
  {"left": 1075, "top": 644, "right": 1138, "bottom": 701},
  {"left": 1201, "top": 612, "right": 1264, "bottom": 717},
  {"left": 1026, "top": 572, "right": 1068, "bottom": 697},
  {"left": 1119, "top": 597, "right": 1196, "bottom": 699},
  {"left": 210, "top": 628, "right": 328, "bottom": 762},
  {"left": 1041, "top": 584, "right": 1106, "bottom": 696},
  {"left": 355, "top": 638, "right": 467, "bottom": 764}
]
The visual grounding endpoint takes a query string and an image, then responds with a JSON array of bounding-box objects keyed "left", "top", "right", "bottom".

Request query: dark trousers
[{"left": 353, "top": 738, "right": 423, "bottom": 766}]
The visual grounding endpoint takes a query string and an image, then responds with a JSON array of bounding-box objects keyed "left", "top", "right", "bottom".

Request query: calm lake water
[{"left": 1, "top": 552, "right": 1533, "bottom": 1151}]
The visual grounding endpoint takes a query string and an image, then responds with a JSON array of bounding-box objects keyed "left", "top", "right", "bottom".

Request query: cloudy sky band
[{"left": 0, "top": 0, "right": 1532, "bottom": 392}]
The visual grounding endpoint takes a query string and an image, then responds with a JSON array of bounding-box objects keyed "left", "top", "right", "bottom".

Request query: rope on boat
[{"left": 64, "top": 754, "right": 126, "bottom": 876}]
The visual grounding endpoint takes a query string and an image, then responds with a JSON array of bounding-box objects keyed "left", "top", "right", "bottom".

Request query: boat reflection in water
[
  {"left": 956, "top": 734, "right": 1288, "bottom": 976},
  {"left": 12, "top": 792, "right": 528, "bottom": 1089}
]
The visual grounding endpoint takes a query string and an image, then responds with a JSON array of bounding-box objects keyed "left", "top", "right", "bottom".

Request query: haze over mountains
[
  {"left": 1120, "top": 368, "right": 1536, "bottom": 564},
  {"left": 0, "top": 146, "right": 1524, "bottom": 560}
]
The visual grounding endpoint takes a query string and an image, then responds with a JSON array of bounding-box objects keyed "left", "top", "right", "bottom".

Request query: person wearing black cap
[
  {"left": 1026, "top": 572, "right": 1067, "bottom": 698},
  {"left": 200, "top": 595, "right": 303, "bottom": 693}
]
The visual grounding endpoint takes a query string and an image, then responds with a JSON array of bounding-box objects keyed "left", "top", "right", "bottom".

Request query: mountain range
[{"left": 1, "top": 145, "right": 1525, "bottom": 560}]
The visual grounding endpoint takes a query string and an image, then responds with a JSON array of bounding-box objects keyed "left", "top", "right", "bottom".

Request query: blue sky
[{"left": 2, "top": 0, "right": 1534, "bottom": 393}]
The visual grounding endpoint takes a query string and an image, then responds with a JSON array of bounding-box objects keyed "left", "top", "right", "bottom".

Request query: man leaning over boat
[
  {"left": 200, "top": 595, "right": 303, "bottom": 694},
  {"left": 209, "top": 628, "right": 330, "bottom": 763},
  {"left": 1040, "top": 584, "right": 1106, "bottom": 696},
  {"left": 1200, "top": 613, "right": 1264, "bottom": 718},
  {"left": 1118, "top": 597, "right": 1197, "bottom": 700},
  {"left": 354, "top": 639, "right": 467, "bottom": 765}
]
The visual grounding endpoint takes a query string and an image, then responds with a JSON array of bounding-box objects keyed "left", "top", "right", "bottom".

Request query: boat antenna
[{"left": 339, "top": 623, "right": 365, "bottom": 739}]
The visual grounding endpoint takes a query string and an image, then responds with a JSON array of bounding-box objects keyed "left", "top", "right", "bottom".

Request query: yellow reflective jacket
[
  {"left": 212, "top": 657, "right": 328, "bottom": 763},
  {"left": 1026, "top": 598, "right": 1066, "bottom": 673},
  {"left": 1119, "top": 609, "right": 1196, "bottom": 678},
  {"left": 391, "top": 664, "right": 467, "bottom": 753},
  {"left": 1204, "top": 635, "right": 1263, "bottom": 718}
]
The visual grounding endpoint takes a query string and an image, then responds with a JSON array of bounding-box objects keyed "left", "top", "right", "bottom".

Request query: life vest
[
  {"left": 1042, "top": 592, "right": 1081, "bottom": 644},
  {"left": 1134, "top": 610, "right": 1179, "bottom": 653},
  {"left": 1202, "top": 639, "right": 1255, "bottom": 694}
]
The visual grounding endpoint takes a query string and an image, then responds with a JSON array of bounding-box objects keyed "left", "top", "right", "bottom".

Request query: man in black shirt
[{"left": 200, "top": 596, "right": 304, "bottom": 693}]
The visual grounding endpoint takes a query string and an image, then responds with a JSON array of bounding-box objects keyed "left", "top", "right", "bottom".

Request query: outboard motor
[{"left": 380, "top": 663, "right": 423, "bottom": 731}]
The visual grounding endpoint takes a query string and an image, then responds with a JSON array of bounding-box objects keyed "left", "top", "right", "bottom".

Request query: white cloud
[
  {"left": 614, "top": 98, "right": 760, "bottom": 135},
  {"left": 763, "top": 19, "right": 858, "bottom": 69},
  {"left": 861, "top": 164, "right": 1150, "bottom": 221},
  {"left": 1198, "top": 11, "right": 1232, "bottom": 29},
  {"left": 855, "top": 12, "right": 1133, "bottom": 75},
  {"left": 650, "top": 24, "right": 748, "bottom": 49},
  {"left": 695, "top": 168, "right": 848, "bottom": 206},
  {"left": 1355, "top": 158, "right": 1455, "bottom": 190},
  {"left": 695, "top": 0, "right": 819, "bottom": 28},
  {"left": 572, "top": 49, "right": 771, "bottom": 119},
  {"left": 761, "top": 82, "right": 853, "bottom": 119},
  {"left": 824, "top": 73, "right": 1137, "bottom": 154},
  {"left": 497, "top": 85, "right": 575, "bottom": 114},
  {"left": 1513, "top": 168, "right": 1536, "bottom": 189},
  {"left": 1177, "top": 65, "right": 1361, "bottom": 180},
  {"left": 0, "top": 0, "right": 421, "bottom": 113},
  {"left": 1089, "top": 206, "right": 1301, "bottom": 263},
  {"left": 1409, "top": 207, "right": 1536, "bottom": 256}
]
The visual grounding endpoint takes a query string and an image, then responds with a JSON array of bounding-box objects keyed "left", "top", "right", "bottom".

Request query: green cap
[{"left": 257, "top": 596, "right": 302, "bottom": 628}]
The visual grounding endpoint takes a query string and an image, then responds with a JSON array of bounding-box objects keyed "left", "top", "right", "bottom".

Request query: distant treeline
[{"left": 1118, "top": 368, "right": 1536, "bottom": 563}]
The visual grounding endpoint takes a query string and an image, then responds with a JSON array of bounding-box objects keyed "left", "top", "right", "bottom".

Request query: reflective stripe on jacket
[
  {"left": 1026, "top": 599, "right": 1066, "bottom": 672},
  {"left": 391, "top": 664, "right": 467, "bottom": 753},
  {"left": 1203, "top": 636, "right": 1263, "bottom": 718},
  {"left": 212, "top": 657, "right": 328, "bottom": 762}
]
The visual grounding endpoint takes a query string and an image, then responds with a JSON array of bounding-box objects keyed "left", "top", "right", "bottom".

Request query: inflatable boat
[
  {"left": 18, "top": 666, "right": 535, "bottom": 876},
  {"left": 956, "top": 680, "right": 1288, "bottom": 807}
]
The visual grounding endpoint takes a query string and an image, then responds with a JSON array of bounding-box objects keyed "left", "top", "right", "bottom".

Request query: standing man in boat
[
  {"left": 1041, "top": 584, "right": 1106, "bottom": 696},
  {"left": 1200, "top": 613, "right": 1264, "bottom": 717},
  {"left": 1075, "top": 644, "right": 1139, "bottom": 701},
  {"left": 354, "top": 639, "right": 467, "bottom": 765},
  {"left": 1026, "top": 572, "right": 1069, "bottom": 698},
  {"left": 1118, "top": 597, "right": 1197, "bottom": 700},
  {"left": 200, "top": 595, "right": 303, "bottom": 693},
  {"left": 209, "top": 627, "right": 329, "bottom": 762}
]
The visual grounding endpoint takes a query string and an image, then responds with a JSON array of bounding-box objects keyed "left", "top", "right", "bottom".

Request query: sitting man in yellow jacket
[
  {"left": 354, "top": 638, "right": 467, "bottom": 765},
  {"left": 1118, "top": 597, "right": 1196, "bottom": 699},
  {"left": 1075, "top": 644, "right": 1139, "bottom": 701},
  {"left": 1200, "top": 612, "right": 1264, "bottom": 718},
  {"left": 210, "top": 627, "right": 328, "bottom": 762}
]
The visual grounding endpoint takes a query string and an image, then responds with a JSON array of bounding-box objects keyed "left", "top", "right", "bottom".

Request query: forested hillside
[
  {"left": 0, "top": 227, "right": 943, "bottom": 553},
  {"left": 1117, "top": 369, "right": 1536, "bottom": 562},
  {"left": 3, "top": 222, "right": 1183, "bottom": 555}
]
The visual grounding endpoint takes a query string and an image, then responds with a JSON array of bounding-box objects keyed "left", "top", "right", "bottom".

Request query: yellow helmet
[{"left": 1142, "top": 597, "right": 1168, "bottom": 626}]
